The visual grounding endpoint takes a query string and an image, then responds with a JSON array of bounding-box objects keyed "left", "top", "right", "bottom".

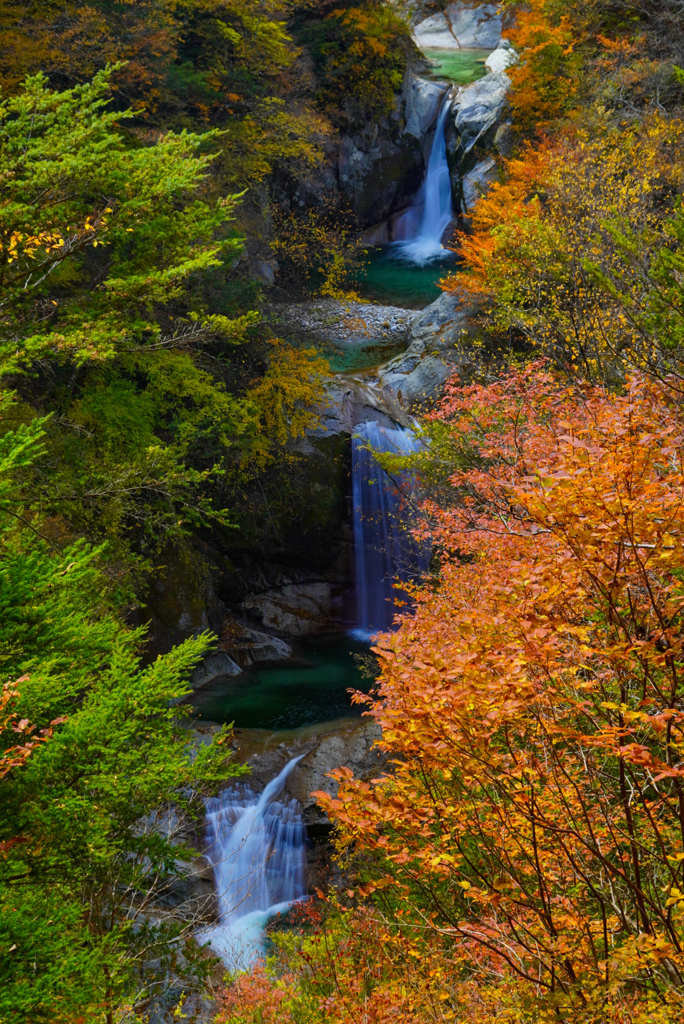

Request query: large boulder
[
  {"left": 485, "top": 38, "right": 517, "bottom": 74},
  {"left": 217, "top": 618, "right": 293, "bottom": 669},
  {"left": 379, "top": 292, "right": 477, "bottom": 409},
  {"left": 242, "top": 580, "right": 341, "bottom": 637},
  {"left": 407, "top": 289, "right": 473, "bottom": 346},
  {"left": 451, "top": 71, "right": 510, "bottom": 159},
  {"left": 404, "top": 70, "right": 449, "bottom": 139},
  {"left": 413, "top": 3, "right": 502, "bottom": 51},
  {"left": 190, "top": 651, "right": 242, "bottom": 691}
]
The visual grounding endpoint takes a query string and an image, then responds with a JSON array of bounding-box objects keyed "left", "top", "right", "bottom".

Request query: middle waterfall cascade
[
  {"left": 201, "top": 757, "right": 307, "bottom": 971},
  {"left": 352, "top": 421, "right": 429, "bottom": 638},
  {"left": 396, "top": 93, "right": 454, "bottom": 263}
]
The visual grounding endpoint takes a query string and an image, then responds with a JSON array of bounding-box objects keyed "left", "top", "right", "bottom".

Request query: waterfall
[
  {"left": 200, "top": 757, "right": 306, "bottom": 970},
  {"left": 396, "top": 94, "right": 454, "bottom": 263},
  {"left": 352, "top": 421, "right": 428, "bottom": 638}
]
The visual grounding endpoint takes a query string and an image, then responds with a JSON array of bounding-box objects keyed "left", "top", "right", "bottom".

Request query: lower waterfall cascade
[
  {"left": 352, "top": 421, "right": 429, "bottom": 638},
  {"left": 201, "top": 757, "right": 306, "bottom": 970},
  {"left": 396, "top": 92, "right": 454, "bottom": 263}
]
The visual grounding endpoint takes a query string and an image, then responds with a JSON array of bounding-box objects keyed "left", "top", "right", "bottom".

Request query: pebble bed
[{"left": 268, "top": 298, "right": 414, "bottom": 344}]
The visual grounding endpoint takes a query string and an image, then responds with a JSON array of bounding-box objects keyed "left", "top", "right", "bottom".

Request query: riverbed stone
[{"left": 271, "top": 297, "right": 413, "bottom": 345}]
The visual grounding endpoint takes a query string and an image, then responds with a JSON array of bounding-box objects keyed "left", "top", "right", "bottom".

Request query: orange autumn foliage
[
  {"left": 504, "top": 0, "right": 580, "bottom": 128},
  {"left": 444, "top": 115, "right": 684, "bottom": 380},
  {"left": 449, "top": 141, "right": 552, "bottom": 296},
  {"left": 315, "top": 366, "right": 684, "bottom": 1022}
]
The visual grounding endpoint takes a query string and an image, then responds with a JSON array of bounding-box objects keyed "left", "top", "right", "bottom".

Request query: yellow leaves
[
  {"left": 666, "top": 887, "right": 684, "bottom": 909},
  {"left": 2, "top": 228, "right": 65, "bottom": 264}
]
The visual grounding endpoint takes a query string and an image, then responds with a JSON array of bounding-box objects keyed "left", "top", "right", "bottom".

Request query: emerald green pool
[
  {"left": 188, "top": 634, "right": 373, "bottom": 731},
  {"left": 423, "top": 47, "right": 491, "bottom": 84},
  {"left": 314, "top": 334, "right": 407, "bottom": 373},
  {"left": 354, "top": 246, "right": 458, "bottom": 309}
]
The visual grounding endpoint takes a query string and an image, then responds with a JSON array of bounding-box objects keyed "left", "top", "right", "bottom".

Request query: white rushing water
[
  {"left": 201, "top": 757, "right": 306, "bottom": 971},
  {"left": 352, "top": 421, "right": 429, "bottom": 639},
  {"left": 396, "top": 95, "right": 454, "bottom": 263}
]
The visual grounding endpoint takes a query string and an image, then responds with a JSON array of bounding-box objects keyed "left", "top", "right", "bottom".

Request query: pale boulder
[
  {"left": 485, "top": 39, "right": 517, "bottom": 74},
  {"left": 452, "top": 70, "right": 511, "bottom": 156},
  {"left": 413, "top": 3, "right": 502, "bottom": 51}
]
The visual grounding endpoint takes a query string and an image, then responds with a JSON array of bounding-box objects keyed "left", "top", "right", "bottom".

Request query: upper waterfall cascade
[
  {"left": 352, "top": 421, "right": 429, "bottom": 638},
  {"left": 396, "top": 95, "right": 454, "bottom": 264},
  {"left": 201, "top": 757, "right": 306, "bottom": 970}
]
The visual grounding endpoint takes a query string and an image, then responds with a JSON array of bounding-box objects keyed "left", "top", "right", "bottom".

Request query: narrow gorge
[
  {"left": 4, "top": 1, "right": 683, "bottom": 1019},
  {"left": 185, "top": 1, "right": 517, "bottom": 971}
]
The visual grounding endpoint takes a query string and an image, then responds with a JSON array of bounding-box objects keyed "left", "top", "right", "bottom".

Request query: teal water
[
  {"left": 354, "top": 247, "right": 458, "bottom": 309},
  {"left": 188, "top": 634, "right": 373, "bottom": 730},
  {"left": 423, "top": 47, "right": 491, "bottom": 85},
  {"left": 314, "top": 335, "right": 407, "bottom": 373}
]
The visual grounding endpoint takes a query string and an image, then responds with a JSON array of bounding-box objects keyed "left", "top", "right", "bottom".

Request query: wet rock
[
  {"left": 290, "top": 720, "right": 385, "bottom": 825},
  {"left": 315, "top": 375, "right": 411, "bottom": 441},
  {"left": 404, "top": 70, "right": 449, "bottom": 139},
  {"left": 190, "top": 651, "right": 242, "bottom": 690},
  {"left": 413, "top": 3, "right": 502, "bottom": 51},
  {"left": 224, "top": 717, "right": 388, "bottom": 826}
]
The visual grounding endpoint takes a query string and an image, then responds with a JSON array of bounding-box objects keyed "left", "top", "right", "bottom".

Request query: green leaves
[
  {"left": 0, "top": 519, "right": 243, "bottom": 1020},
  {"left": 0, "top": 67, "right": 245, "bottom": 368}
]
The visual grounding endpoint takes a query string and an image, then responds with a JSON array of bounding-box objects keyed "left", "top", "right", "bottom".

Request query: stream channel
[{"left": 194, "top": 46, "right": 491, "bottom": 971}]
